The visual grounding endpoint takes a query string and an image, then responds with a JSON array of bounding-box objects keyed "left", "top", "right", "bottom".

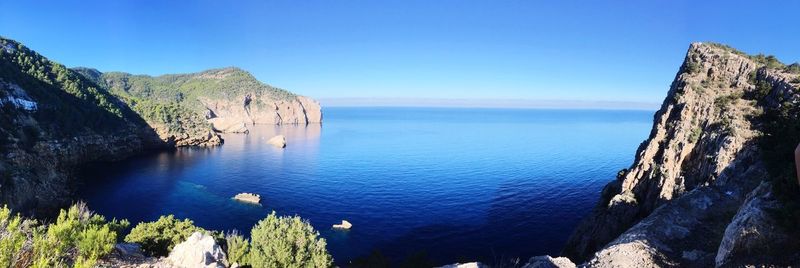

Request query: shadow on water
[{"left": 72, "top": 108, "right": 651, "bottom": 267}]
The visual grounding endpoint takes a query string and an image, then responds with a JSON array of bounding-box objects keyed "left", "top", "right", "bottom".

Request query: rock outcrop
[
  {"left": 332, "top": 220, "right": 352, "bottom": 230},
  {"left": 559, "top": 43, "right": 800, "bottom": 267},
  {"left": 436, "top": 262, "right": 489, "bottom": 268},
  {"left": 522, "top": 256, "right": 576, "bottom": 268},
  {"left": 267, "top": 135, "right": 287, "bottom": 148},
  {"left": 715, "top": 182, "right": 798, "bottom": 267},
  {"left": 201, "top": 93, "right": 322, "bottom": 131},
  {"left": 232, "top": 192, "right": 261, "bottom": 204},
  {"left": 166, "top": 232, "right": 228, "bottom": 268}
]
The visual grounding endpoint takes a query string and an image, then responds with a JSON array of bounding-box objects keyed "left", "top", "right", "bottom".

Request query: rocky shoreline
[{"left": 0, "top": 36, "right": 322, "bottom": 216}]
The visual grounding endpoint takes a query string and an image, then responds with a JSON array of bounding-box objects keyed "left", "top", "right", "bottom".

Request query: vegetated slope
[
  {"left": 74, "top": 67, "right": 323, "bottom": 134},
  {"left": 560, "top": 43, "right": 800, "bottom": 267},
  {"left": 72, "top": 67, "right": 222, "bottom": 146},
  {"left": 0, "top": 35, "right": 321, "bottom": 215},
  {"left": 0, "top": 37, "right": 167, "bottom": 214}
]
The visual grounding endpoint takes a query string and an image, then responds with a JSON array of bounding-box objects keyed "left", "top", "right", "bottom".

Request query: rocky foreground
[{"left": 552, "top": 44, "right": 799, "bottom": 267}]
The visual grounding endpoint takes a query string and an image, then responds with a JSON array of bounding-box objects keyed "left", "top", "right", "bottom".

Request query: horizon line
[{"left": 317, "top": 97, "right": 661, "bottom": 111}]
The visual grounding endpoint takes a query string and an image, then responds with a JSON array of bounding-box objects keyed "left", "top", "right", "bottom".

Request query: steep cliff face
[
  {"left": 0, "top": 36, "right": 319, "bottom": 215},
  {"left": 0, "top": 37, "right": 170, "bottom": 214},
  {"left": 561, "top": 43, "right": 800, "bottom": 266},
  {"left": 87, "top": 67, "right": 323, "bottom": 135}
]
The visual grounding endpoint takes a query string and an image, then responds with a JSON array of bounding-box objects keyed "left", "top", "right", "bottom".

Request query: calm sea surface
[{"left": 77, "top": 107, "right": 653, "bottom": 265}]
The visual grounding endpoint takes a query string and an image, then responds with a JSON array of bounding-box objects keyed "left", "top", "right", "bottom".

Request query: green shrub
[
  {"left": 784, "top": 63, "right": 800, "bottom": 74},
  {"left": 246, "top": 212, "right": 332, "bottom": 268},
  {"left": 683, "top": 59, "right": 702, "bottom": 74},
  {"left": 124, "top": 215, "right": 205, "bottom": 257},
  {"left": 751, "top": 54, "right": 785, "bottom": 69},
  {"left": 0, "top": 205, "right": 34, "bottom": 267},
  {"left": 74, "top": 225, "right": 116, "bottom": 268},
  {"left": 225, "top": 231, "right": 250, "bottom": 265},
  {"left": 714, "top": 92, "right": 743, "bottom": 110},
  {"left": 0, "top": 203, "right": 124, "bottom": 268},
  {"left": 752, "top": 80, "right": 773, "bottom": 100},
  {"left": 689, "top": 127, "right": 703, "bottom": 143},
  {"left": 41, "top": 203, "right": 122, "bottom": 267},
  {"left": 760, "top": 97, "right": 800, "bottom": 228}
]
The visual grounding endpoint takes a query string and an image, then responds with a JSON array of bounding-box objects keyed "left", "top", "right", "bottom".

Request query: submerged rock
[
  {"left": 233, "top": 193, "right": 261, "bottom": 204},
  {"left": 333, "top": 220, "right": 352, "bottom": 229},
  {"left": 166, "top": 232, "right": 227, "bottom": 268},
  {"left": 267, "top": 135, "right": 287, "bottom": 148}
]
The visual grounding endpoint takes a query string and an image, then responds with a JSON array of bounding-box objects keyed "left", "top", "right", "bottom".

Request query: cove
[{"left": 77, "top": 107, "right": 653, "bottom": 265}]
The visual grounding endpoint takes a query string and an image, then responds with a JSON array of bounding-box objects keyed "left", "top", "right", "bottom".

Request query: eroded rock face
[
  {"left": 715, "top": 182, "right": 797, "bottom": 267},
  {"left": 200, "top": 93, "right": 322, "bottom": 131},
  {"left": 563, "top": 43, "right": 800, "bottom": 267},
  {"left": 166, "top": 232, "right": 227, "bottom": 268},
  {"left": 209, "top": 117, "right": 249, "bottom": 134},
  {"left": 563, "top": 43, "right": 764, "bottom": 261}
]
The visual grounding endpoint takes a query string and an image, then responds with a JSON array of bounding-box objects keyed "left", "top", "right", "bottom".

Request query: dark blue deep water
[{"left": 77, "top": 107, "right": 653, "bottom": 265}]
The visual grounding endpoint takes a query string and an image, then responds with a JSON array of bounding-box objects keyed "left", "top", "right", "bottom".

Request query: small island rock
[
  {"left": 233, "top": 193, "right": 261, "bottom": 204},
  {"left": 333, "top": 220, "right": 352, "bottom": 230},
  {"left": 267, "top": 135, "right": 286, "bottom": 148}
]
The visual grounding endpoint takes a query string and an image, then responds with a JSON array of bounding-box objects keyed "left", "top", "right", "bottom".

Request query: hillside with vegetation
[
  {"left": 0, "top": 36, "right": 319, "bottom": 218},
  {"left": 74, "top": 66, "right": 323, "bottom": 135},
  {"left": 0, "top": 203, "right": 333, "bottom": 267}
]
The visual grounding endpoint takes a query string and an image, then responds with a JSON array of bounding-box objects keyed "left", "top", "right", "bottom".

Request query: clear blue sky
[{"left": 1, "top": 1, "right": 798, "bottom": 105}]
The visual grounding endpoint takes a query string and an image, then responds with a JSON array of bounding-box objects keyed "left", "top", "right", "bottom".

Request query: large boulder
[
  {"left": 166, "top": 232, "right": 227, "bottom": 268},
  {"left": 522, "top": 256, "right": 576, "bottom": 268},
  {"left": 209, "top": 117, "right": 249, "bottom": 133},
  {"left": 715, "top": 182, "right": 798, "bottom": 267}
]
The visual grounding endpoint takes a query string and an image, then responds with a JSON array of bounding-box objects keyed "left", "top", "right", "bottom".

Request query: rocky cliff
[
  {"left": 555, "top": 43, "right": 800, "bottom": 267},
  {"left": 0, "top": 36, "right": 320, "bottom": 215},
  {"left": 77, "top": 67, "right": 323, "bottom": 135}
]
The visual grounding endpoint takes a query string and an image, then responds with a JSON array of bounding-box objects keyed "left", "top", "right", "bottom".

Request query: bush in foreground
[
  {"left": 124, "top": 214, "right": 207, "bottom": 257},
  {"left": 0, "top": 202, "right": 128, "bottom": 268},
  {"left": 238, "top": 212, "right": 332, "bottom": 268},
  {"left": 225, "top": 230, "right": 250, "bottom": 265}
]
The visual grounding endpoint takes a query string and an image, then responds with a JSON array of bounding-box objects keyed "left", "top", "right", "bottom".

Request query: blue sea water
[{"left": 77, "top": 107, "right": 653, "bottom": 265}]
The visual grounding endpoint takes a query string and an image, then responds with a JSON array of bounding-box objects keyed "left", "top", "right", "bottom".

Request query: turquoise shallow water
[{"left": 77, "top": 107, "right": 653, "bottom": 265}]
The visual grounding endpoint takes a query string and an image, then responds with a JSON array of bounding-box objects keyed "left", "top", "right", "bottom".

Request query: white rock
[
  {"left": 437, "top": 262, "right": 488, "bottom": 268},
  {"left": 333, "top": 220, "right": 352, "bottom": 229},
  {"left": 166, "top": 232, "right": 227, "bottom": 268},
  {"left": 208, "top": 117, "right": 249, "bottom": 133},
  {"left": 522, "top": 255, "right": 576, "bottom": 268},
  {"left": 267, "top": 135, "right": 286, "bottom": 148},
  {"left": 233, "top": 192, "right": 261, "bottom": 204}
]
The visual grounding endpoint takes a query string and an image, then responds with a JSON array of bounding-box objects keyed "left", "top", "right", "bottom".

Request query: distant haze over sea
[{"left": 319, "top": 98, "right": 660, "bottom": 110}]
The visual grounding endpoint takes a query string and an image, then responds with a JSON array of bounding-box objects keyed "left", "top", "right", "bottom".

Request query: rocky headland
[
  {"left": 0, "top": 36, "right": 321, "bottom": 215},
  {"left": 447, "top": 42, "right": 800, "bottom": 268},
  {"left": 537, "top": 43, "right": 800, "bottom": 267}
]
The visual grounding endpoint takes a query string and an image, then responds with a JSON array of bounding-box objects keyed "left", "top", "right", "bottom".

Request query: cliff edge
[{"left": 559, "top": 43, "right": 800, "bottom": 267}]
